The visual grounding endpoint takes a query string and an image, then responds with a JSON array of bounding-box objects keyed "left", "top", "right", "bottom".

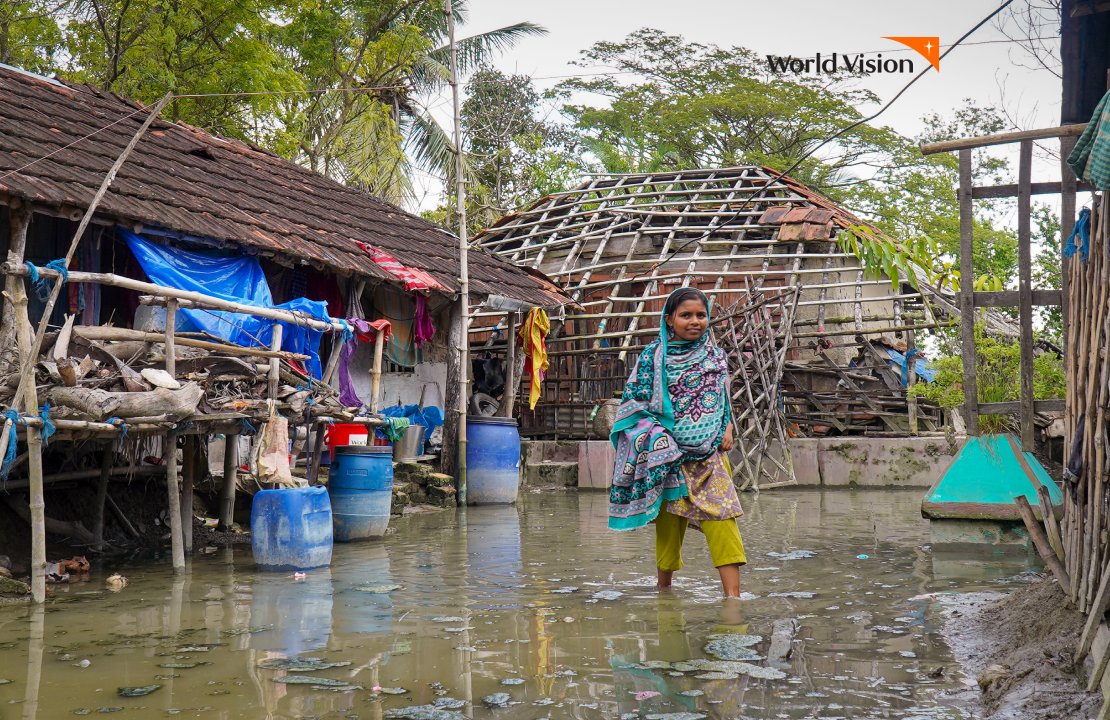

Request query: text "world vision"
[{"left": 766, "top": 53, "right": 916, "bottom": 75}]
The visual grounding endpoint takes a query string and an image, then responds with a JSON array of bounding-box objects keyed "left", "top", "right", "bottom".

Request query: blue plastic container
[
  {"left": 465, "top": 416, "right": 521, "bottom": 504},
  {"left": 330, "top": 445, "right": 394, "bottom": 541},
  {"left": 251, "top": 486, "right": 333, "bottom": 570}
]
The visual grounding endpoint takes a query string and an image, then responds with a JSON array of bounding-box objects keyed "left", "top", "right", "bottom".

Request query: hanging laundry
[
  {"left": 518, "top": 308, "right": 550, "bottom": 410},
  {"left": 1068, "top": 89, "right": 1110, "bottom": 190},
  {"left": 338, "top": 318, "right": 392, "bottom": 407},
  {"left": 357, "top": 242, "right": 448, "bottom": 293},
  {"left": 413, "top": 294, "right": 435, "bottom": 346}
]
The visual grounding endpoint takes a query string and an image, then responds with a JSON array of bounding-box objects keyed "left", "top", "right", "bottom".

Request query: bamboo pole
[
  {"left": 1036, "top": 482, "right": 1065, "bottom": 563},
  {"left": 369, "top": 329, "right": 385, "bottom": 413},
  {"left": 268, "top": 325, "right": 283, "bottom": 401},
  {"left": 164, "top": 430, "right": 185, "bottom": 572},
  {"left": 180, "top": 435, "right": 195, "bottom": 553},
  {"left": 447, "top": 0, "right": 469, "bottom": 504},
  {"left": 26, "top": 426, "right": 45, "bottom": 602},
  {"left": 72, "top": 325, "right": 308, "bottom": 360},
  {"left": 499, "top": 312, "right": 518, "bottom": 417}
]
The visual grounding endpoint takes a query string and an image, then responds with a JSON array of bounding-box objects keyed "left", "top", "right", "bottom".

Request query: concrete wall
[
  {"left": 769, "top": 436, "right": 964, "bottom": 488},
  {"left": 527, "top": 435, "right": 965, "bottom": 491}
]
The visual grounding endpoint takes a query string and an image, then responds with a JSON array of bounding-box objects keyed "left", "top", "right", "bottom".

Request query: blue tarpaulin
[{"left": 120, "top": 228, "right": 330, "bottom": 378}]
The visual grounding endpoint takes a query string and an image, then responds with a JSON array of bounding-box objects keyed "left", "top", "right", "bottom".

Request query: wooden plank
[
  {"left": 973, "top": 289, "right": 1063, "bottom": 307},
  {"left": 958, "top": 149, "right": 980, "bottom": 435},
  {"left": 971, "top": 180, "right": 1095, "bottom": 199},
  {"left": 978, "top": 399, "right": 1065, "bottom": 414},
  {"left": 1061, "top": 135, "right": 1077, "bottom": 389},
  {"left": 1079, "top": 557, "right": 1110, "bottom": 665},
  {"left": 1087, "top": 623, "right": 1110, "bottom": 692},
  {"left": 1015, "top": 495, "right": 1070, "bottom": 588},
  {"left": 919, "top": 123, "right": 1086, "bottom": 155},
  {"left": 1017, "top": 139, "right": 1036, "bottom": 451}
]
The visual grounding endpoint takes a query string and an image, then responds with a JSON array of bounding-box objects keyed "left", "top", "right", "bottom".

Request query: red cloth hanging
[{"left": 356, "top": 242, "right": 447, "bottom": 293}]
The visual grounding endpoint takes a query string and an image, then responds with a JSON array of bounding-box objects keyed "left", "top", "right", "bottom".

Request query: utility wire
[{"left": 627, "top": 0, "right": 1017, "bottom": 282}]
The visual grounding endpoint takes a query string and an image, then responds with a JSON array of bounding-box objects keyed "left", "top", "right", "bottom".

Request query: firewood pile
[{"left": 2, "top": 320, "right": 348, "bottom": 430}]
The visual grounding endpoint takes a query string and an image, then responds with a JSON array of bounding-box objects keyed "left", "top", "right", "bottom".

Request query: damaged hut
[
  {"left": 0, "top": 63, "right": 566, "bottom": 599},
  {"left": 474, "top": 166, "right": 984, "bottom": 488}
]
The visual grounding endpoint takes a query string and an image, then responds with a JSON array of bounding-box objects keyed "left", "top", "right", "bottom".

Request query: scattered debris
[
  {"left": 354, "top": 584, "right": 402, "bottom": 594},
  {"left": 591, "top": 590, "right": 623, "bottom": 601},
  {"left": 104, "top": 574, "right": 128, "bottom": 591},
  {"left": 117, "top": 685, "right": 160, "bottom": 697},
  {"left": 269, "top": 675, "right": 351, "bottom": 686},
  {"left": 704, "top": 635, "right": 763, "bottom": 661},
  {"left": 257, "top": 658, "right": 352, "bottom": 672},
  {"left": 765, "top": 550, "right": 816, "bottom": 561}
]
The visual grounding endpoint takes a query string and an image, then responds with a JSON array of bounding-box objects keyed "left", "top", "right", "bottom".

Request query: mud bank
[{"left": 941, "top": 578, "right": 1101, "bottom": 719}]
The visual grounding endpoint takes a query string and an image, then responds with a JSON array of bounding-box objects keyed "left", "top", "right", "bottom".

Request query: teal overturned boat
[{"left": 922, "top": 434, "right": 1063, "bottom": 546}]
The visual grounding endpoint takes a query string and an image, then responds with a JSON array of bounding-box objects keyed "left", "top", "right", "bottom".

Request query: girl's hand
[{"left": 720, "top": 423, "right": 734, "bottom": 452}]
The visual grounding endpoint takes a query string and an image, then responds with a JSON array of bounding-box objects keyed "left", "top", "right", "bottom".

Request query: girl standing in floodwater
[{"left": 607, "top": 287, "right": 746, "bottom": 598}]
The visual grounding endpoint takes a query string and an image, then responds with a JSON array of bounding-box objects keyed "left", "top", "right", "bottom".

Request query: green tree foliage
[
  {"left": 62, "top": 0, "right": 295, "bottom": 136},
  {"left": 0, "top": 1, "right": 66, "bottom": 74},
  {"left": 909, "top": 324, "right": 1065, "bottom": 433},
  {"left": 454, "top": 67, "right": 582, "bottom": 232},
  {"left": 1032, "top": 204, "right": 1063, "bottom": 342}
]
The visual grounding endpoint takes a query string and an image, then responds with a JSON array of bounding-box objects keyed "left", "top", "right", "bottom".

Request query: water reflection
[{"left": 0, "top": 489, "right": 1032, "bottom": 719}]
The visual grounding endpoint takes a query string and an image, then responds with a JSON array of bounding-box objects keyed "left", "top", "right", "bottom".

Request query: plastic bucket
[
  {"left": 327, "top": 423, "right": 371, "bottom": 460},
  {"left": 251, "top": 486, "right": 333, "bottom": 570},
  {"left": 330, "top": 446, "right": 394, "bottom": 541},
  {"left": 465, "top": 416, "right": 521, "bottom": 505}
]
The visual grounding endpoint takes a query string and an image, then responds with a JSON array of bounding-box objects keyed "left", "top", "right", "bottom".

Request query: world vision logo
[{"left": 766, "top": 36, "right": 941, "bottom": 75}]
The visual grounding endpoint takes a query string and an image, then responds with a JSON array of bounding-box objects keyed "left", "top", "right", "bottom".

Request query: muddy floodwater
[{"left": 0, "top": 489, "right": 1037, "bottom": 719}]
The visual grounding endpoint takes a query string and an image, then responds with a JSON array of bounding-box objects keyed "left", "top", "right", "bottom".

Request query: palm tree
[{"left": 271, "top": 0, "right": 544, "bottom": 206}]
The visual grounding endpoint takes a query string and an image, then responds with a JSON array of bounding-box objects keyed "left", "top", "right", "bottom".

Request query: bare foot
[{"left": 657, "top": 568, "right": 674, "bottom": 589}]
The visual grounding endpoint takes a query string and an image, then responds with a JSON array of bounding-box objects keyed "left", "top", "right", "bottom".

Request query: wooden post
[
  {"left": 164, "top": 431, "right": 185, "bottom": 572},
  {"left": 164, "top": 299, "right": 177, "bottom": 376},
  {"left": 906, "top": 327, "right": 918, "bottom": 435},
  {"left": 1036, "top": 482, "right": 1065, "bottom": 563},
  {"left": 93, "top": 446, "right": 112, "bottom": 549},
  {"left": 442, "top": 298, "right": 464, "bottom": 482},
  {"left": 499, "top": 312, "right": 518, "bottom": 417},
  {"left": 180, "top": 435, "right": 195, "bottom": 553},
  {"left": 1017, "top": 139, "right": 1035, "bottom": 451},
  {"left": 321, "top": 332, "right": 345, "bottom": 387},
  {"left": 306, "top": 426, "right": 326, "bottom": 485},
  {"left": 0, "top": 205, "right": 31, "bottom": 467},
  {"left": 269, "top": 324, "right": 283, "bottom": 401},
  {"left": 1015, "top": 494, "right": 1070, "bottom": 588},
  {"left": 218, "top": 434, "right": 238, "bottom": 531},
  {"left": 369, "top": 329, "right": 385, "bottom": 413},
  {"left": 958, "top": 148, "right": 980, "bottom": 436}
]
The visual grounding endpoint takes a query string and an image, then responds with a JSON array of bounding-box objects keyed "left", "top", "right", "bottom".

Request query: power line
[{"left": 627, "top": 0, "right": 1018, "bottom": 282}]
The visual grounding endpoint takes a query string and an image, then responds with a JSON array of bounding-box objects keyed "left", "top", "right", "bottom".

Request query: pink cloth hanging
[{"left": 413, "top": 294, "right": 435, "bottom": 347}]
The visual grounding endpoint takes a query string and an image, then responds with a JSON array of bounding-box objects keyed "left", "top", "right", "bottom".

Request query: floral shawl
[{"left": 607, "top": 306, "right": 731, "bottom": 531}]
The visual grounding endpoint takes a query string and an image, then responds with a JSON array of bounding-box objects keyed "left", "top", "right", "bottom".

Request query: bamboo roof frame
[{"left": 473, "top": 166, "right": 1005, "bottom": 441}]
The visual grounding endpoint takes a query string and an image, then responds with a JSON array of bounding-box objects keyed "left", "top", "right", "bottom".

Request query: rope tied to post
[
  {"left": 24, "top": 259, "right": 70, "bottom": 301},
  {"left": 38, "top": 403, "right": 55, "bottom": 446},
  {"left": 106, "top": 416, "right": 128, "bottom": 442},
  {"left": 0, "top": 408, "right": 21, "bottom": 481},
  {"left": 239, "top": 418, "right": 257, "bottom": 436}
]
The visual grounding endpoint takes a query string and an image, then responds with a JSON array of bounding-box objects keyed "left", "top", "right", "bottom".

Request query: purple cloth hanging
[
  {"left": 414, "top": 294, "right": 435, "bottom": 347},
  {"left": 338, "top": 318, "right": 391, "bottom": 408}
]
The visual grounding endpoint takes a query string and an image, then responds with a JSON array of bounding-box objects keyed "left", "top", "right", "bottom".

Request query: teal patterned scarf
[{"left": 607, "top": 290, "right": 731, "bottom": 531}]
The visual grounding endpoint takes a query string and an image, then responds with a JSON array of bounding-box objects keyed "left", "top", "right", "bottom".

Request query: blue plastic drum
[
  {"left": 251, "top": 486, "right": 333, "bottom": 570},
  {"left": 330, "top": 445, "right": 394, "bottom": 541},
  {"left": 465, "top": 416, "right": 521, "bottom": 504}
]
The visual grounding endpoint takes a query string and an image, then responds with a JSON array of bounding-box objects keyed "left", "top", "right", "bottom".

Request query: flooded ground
[{"left": 0, "top": 489, "right": 1038, "bottom": 720}]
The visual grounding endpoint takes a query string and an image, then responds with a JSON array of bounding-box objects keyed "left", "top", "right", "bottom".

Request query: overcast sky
[{"left": 415, "top": 0, "right": 1063, "bottom": 209}]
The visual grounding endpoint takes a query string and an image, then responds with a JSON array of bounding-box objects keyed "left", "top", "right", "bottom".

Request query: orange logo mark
[{"left": 882, "top": 36, "right": 940, "bottom": 71}]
